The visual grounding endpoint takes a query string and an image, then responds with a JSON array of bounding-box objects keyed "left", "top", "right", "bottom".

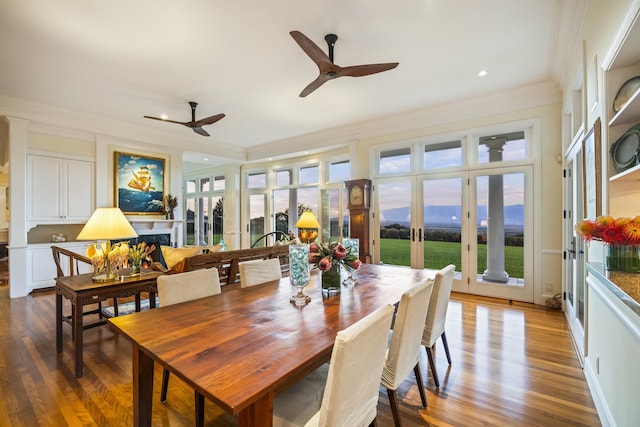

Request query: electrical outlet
[{"left": 545, "top": 283, "right": 553, "bottom": 291}]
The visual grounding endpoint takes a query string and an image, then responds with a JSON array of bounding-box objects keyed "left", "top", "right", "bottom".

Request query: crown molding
[
  {"left": 0, "top": 94, "right": 247, "bottom": 161},
  {"left": 247, "top": 80, "right": 561, "bottom": 162}
]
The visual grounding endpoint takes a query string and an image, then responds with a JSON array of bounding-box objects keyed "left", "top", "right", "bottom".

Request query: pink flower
[
  {"left": 332, "top": 244, "right": 347, "bottom": 260},
  {"left": 318, "top": 257, "right": 333, "bottom": 272}
]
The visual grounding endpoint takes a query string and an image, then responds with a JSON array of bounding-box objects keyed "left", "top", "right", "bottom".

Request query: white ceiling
[{"left": 0, "top": 0, "right": 580, "bottom": 167}]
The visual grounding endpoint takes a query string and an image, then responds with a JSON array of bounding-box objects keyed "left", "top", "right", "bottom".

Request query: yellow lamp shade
[
  {"left": 77, "top": 208, "right": 138, "bottom": 241},
  {"left": 295, "top": 211, "right": 320, "bottom": 229}
]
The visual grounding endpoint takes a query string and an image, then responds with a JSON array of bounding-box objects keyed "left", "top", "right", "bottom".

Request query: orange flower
[
  {"left": 575, "top": 220, "right": 596, "bottom": 240},
  {"left": 595, "top": 215, "right": 615, "bottom": 227},
  {"left": 577, "top": 215, "right": 640, "bottom": 246},
  {"left": 624, "top": 219, "right": 640, "bottom": 245}
]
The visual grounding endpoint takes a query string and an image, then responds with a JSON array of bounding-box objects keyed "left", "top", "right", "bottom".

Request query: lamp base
[{"left": 91, "top": 272, "right": 118, "bottom": 283}]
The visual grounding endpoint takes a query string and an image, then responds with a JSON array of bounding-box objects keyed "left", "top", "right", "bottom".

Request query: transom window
[{"left": 379, "top": 148, "right": 411, "bottom": 174}]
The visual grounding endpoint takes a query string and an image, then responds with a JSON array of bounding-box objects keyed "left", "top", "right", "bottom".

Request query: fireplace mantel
[{"left": 127, "top": 218, "right": 183, "bottom": 247}]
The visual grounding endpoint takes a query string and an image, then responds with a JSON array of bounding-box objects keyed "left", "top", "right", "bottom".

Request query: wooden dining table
[{"left": 108, "top": 263, "right": 434, "bottom": 427}]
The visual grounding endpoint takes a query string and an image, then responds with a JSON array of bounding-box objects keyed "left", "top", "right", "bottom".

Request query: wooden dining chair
[
  {"left": 239, "top": 258, "right": 282, "bottom": 288},
  {"left": 156, "top": 267, "right": 221, "bottom": 423},
  {"left": 273, "top": 303, "right": 395, "bottom": 427},
  {"left": 51, "top": 245, "right": 116, "bottom": 326},
  {"left": 381, "top": 278, "right": 434, "bottom": 427},
  {"left": 422, "top": 264, "right": 455, "bottom": 388}
]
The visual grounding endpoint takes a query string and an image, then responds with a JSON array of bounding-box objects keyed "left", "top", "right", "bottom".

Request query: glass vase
[
  {"left": 606, "top": 245, "right": 640, "bottom": 273},
  {"left": 322, "top": 263, "right": 341, "bottom": 295},
  {"left": 289, "top": 244, "right": 311, "bottom": 306},
  {"left": 131, "top": 258, "right": 142, "bottom": 274}
]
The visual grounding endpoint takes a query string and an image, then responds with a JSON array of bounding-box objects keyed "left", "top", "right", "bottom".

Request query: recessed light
[
  {"left": 161, "top": 114, "right": 168, "bottom": 120},
  {"left": 203, "top": 158, "right": 208, "bottom": 161},
  {"left": 478, "top": 70, "right": 488, "bottom": 77}
]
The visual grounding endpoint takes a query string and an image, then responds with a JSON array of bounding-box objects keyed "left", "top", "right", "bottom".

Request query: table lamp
[
  {"left": 295, "top": 211, "right": 320, "bottom": 244},
  {"left": 77, "top": 207, "right": 138, "bottom": 282}
]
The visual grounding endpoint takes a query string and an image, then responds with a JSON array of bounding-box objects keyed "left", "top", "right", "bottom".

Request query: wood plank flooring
[{"left": 0, "top": 287, "right": 600, "bottom": 426}]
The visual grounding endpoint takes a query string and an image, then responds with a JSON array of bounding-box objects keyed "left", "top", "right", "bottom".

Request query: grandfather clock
[{"left": 345, "top": 179, "right": 372, "bottom": 263}]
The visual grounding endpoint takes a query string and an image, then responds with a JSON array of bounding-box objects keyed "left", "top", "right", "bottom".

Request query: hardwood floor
[{"left": 0, "top": 287, "right": 600, "bottom": 426}]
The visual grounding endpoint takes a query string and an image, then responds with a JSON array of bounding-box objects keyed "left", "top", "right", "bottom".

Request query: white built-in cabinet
[
  {"left": 605, "top": 22, "right": 640, "bottom": 217},
  {"left": 27, "top": 154, "right": 95, "bottom": 224},
  {"left": 583, "top": 7, "right": 640, "bottom": 426},
  {"left": 26, "top": 242, "right": 92, "bottom": 292}
]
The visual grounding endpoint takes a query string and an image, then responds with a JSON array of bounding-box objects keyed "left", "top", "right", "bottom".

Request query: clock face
[{"left": 350, "top": 185, "right": 363, "bottom": 206}]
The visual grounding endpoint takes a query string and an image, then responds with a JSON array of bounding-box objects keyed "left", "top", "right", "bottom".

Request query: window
[
  {"left": 213, "top": 175, "right": 225, "bottom": 191},
  {"left": 329, "top": 160, "right": 350, "bottom": 182},
  {"left": 478, "top": 132, "right": 526, "bottom": 163},
  {"left": 276, "top": 170, "right": 292, "bottom": 186},
  {"left": 248, "top": 172, "right": 267, "bottom": 188},
  {"left": 424, "top": 140, "right": 462, "bottom": 169},
  {"left": 299, "top": 165, "right": 318, "bottom": 184},
  {"left": 379, "top": 148, "right": 411, "bottom": 174},
  {"left": 184, "top": 173, "right": 226, "bottom": 246},
  {"left": 186, "top": 179, "right": 196, "bottom": 194}
]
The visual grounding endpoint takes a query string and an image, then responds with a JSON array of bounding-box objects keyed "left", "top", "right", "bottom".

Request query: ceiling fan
[
  {"left": 290, "top": 30, "right": 399, "bottom": 97},
  {"left": 144, "top": 102, "right": 225, "bottom": 137}
]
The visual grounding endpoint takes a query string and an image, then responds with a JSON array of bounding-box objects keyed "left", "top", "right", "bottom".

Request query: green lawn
[{"left": 379, "top": 238, "right": 524, "bottom": 278}]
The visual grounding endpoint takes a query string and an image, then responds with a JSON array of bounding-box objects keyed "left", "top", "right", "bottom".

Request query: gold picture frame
[{"left": 114, "top": 151, "right": 165, "bottom": 214}]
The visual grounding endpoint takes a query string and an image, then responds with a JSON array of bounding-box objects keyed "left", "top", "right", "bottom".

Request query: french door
[
  {"left": 564, "top": 142, "right": 586, "bottom": 361},
  {"left": 375, "top": 166, "right": 533, "bottom": 302},
  {"left": 185, "top": 195, "right": 224, "bottom": 246}
]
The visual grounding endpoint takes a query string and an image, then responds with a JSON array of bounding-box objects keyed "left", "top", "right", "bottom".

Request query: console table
[{"left": 55, "top": 269, "right": 163, "bottom": 377}]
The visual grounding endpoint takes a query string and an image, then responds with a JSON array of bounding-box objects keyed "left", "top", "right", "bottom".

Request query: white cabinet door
[
  {"left": 27, "top": 155, "right": 94, "bottom": 223},
  {"left": 27, "top": 243, "right": 91, "bottom": 292},
  {"left": 28, "top": 155, "right": 63, "bottom": 220},
  {"left": 65, "top": 159, "right": 95, "bottom": 220}
]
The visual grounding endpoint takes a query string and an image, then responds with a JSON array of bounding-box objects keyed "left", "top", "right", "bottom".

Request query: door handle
[
  {"left": 411, "top": 228, "right": 415, "bottom": 242},
  {"left": 418, "top": 228, "right": 423, "bottom": 242}
]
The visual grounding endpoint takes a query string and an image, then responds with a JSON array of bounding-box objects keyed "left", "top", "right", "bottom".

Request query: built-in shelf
[
  {"left": 609, "top": 163, "right": 640, "bottom": 182},
  {"left": 609, "top": 85, "right": 640, "bottom": 127}
]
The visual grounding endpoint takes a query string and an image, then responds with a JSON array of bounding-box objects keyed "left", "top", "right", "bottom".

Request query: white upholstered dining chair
[
  {"left": 381, "top": 278, "right": 434, "bottom": 427},
  {"left": 239, "top": 257, "right": 282, "bottom": 288},
  {"left": 156, "top": 267, "right": 221, "bottom": 422},
  {"left": 273, "top": 304, "right": 396, "bottom": 427},
  {"left": 422, "top": 264, "right": 455, "bottom": 388}
]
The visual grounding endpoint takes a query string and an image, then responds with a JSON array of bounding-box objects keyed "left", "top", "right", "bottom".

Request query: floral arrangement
[
  {"left": 575, "top": 215, "right": 640, "bottom": 246},
  {"left": 309, "top": 241, "right": 362, "bottom": 272},
  {"left": 85, "top": 241, "right": 130, "bottom": 274},
  {"left": 159, "top": 194, "right": 178, "bottom": 216},
  {"left": 129, "top": 242, "right": 155, "bottom": 265}
]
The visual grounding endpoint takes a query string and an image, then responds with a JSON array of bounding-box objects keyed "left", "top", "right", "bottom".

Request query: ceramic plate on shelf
[
  {"left": 610, "top": 128, "right": 640, "bottom": 172},
  {"left": 613, "top": 76, "right": 640, "bottom": 113}
]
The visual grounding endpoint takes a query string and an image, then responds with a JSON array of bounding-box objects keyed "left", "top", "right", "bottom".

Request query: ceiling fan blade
[
  {"left": 193, "top": 113, "right": 226, "bottom": 127},
  {"left": 339, "top": 62, "right": 399, "bottom": 78},
  {"left": 192, "top": 127, "right": 210, "bottom": 137},
  {"left": 299, "top": 74, "right": 332, "bottom": 98},
  {"left": 143, "top": 115, "right": 187, "bottom": 126},
  {"left": 290, "top": 31, "right": 333, "bottom": 69}
]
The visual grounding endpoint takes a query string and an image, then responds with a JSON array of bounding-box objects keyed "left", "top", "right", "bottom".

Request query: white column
[
  {"left": 482, "top": 139, "right": 509, "bottom": 283},
  {"left": 5, "top": 116, "right": 29, "bottom": 298}
]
